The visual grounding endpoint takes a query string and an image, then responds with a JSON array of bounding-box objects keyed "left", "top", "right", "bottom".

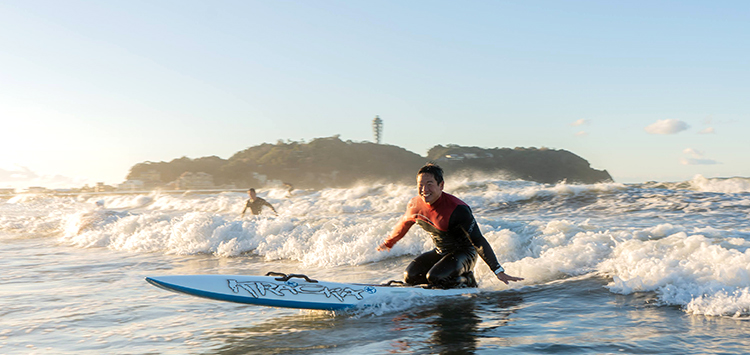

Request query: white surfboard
[{"left": 145, "top": 272, "right": 479, "bottom": 311}]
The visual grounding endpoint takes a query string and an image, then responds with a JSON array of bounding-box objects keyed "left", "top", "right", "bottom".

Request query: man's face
[
  {"left": 248, "top": 190, "right": 256, "bottom": 200},
  {"left": 417, "top": 173, "right": 443, "bottom": 204}
]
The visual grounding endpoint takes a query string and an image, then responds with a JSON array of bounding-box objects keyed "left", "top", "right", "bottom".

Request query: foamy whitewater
[{"left": 2, "top": 174, "right": 749, "bottom": 354}]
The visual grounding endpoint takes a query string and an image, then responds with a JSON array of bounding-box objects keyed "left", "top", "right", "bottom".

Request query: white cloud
[
  {"left": 680, "top": 158, "right": 720, "bottom": 165},
  {"left": 0, "top": 165, "right": 88, "bottom": 189},
  {"left": 698, "top": 127, "right": 715, "bottom": 134},
  {"left": 683, "top": 148, "right": 703, "bottom": 157},
  {"left": 644, "top": 119, "right": 690, "bottom": 135},
  {"left": 0, "top": 165, "right": 38, "bottom": 181},
  {"left": 570, "top": 119, "right": 589, "bottom": 126},
  {"left": 680, "top": 148, "right": 720, "bottom": 165},
  {"left": 574, "top": 131, "right": 588, "bottom": 137}
]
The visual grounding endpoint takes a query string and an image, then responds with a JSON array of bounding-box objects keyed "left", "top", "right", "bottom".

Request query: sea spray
[
  {"left": 600, "top": 232, "right": 750, "bottom": 317},
  {"left": 2, "top": 177, "right": 749, "bottom": 317}
]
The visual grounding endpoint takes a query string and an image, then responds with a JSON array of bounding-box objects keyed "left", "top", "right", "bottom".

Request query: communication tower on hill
[{"left": 372, "top": 115, "right": 383, "bottom": 144}]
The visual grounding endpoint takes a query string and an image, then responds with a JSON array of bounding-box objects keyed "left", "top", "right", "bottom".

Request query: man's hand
[
  {"left": 376, "top": 243, "right": 391, "bottom": 252},
  {"left": 495, "top": 271, "right": 524, "bottom": 285}
]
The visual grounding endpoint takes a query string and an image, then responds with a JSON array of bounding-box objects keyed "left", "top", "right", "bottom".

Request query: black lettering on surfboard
[
  {"left": 255, "top": 281, "right": 301, "bottom": 296},
  {"left": 226, "top": 279, "right": 377, "bottom": 303},
  {"left": 227, "top": 279, "right": 259, "bottom": 298}
]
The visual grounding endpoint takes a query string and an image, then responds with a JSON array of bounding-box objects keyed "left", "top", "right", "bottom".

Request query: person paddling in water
[
  {"left": 377, "top": 163, "right": 523, "bottom": 288},
  {"left": 241, "top": 188, "right": 278, "bottom": 217}
]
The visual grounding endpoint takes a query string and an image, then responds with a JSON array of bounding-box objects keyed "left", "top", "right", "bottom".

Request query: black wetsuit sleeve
[{"left": 450, "top": 205, "right": 502, "bottom": 272}]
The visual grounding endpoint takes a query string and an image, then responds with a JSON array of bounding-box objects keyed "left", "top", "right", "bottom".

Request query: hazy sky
[{"left": 1, "top": 1, "right": 748, "bottom": 188}]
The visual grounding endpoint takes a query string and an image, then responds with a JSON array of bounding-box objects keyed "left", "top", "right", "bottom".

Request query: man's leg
[
  {"left": 404, "top": 250, "right": 441, "bottom": 285},
  {"left": 426, "top": 251, "right": 477, "bottom": 288}
]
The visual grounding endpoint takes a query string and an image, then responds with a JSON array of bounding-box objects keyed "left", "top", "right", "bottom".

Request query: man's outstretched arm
[
  {"left": 264, "top": 201, "right": 278, "bottom": 215},
  {"left": 377, "top": 217, "right": 415, "bottom": 251},
  {"left": 454, "top": 205, "right": 524, "bottom": 285}
]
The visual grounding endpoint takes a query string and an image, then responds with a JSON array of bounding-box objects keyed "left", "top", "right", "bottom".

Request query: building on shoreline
[{"left": 175, "top": 172, "right": 215, "bottom": 190}]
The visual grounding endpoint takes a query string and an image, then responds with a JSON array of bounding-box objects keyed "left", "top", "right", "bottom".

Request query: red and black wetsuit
[{"left": 383, "top": 192, "right": 502, "bottom": 287}]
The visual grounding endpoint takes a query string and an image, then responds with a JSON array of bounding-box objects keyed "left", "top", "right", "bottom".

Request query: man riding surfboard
[{"left": 377, "top": 163, "right": 523, "bottom": 288}]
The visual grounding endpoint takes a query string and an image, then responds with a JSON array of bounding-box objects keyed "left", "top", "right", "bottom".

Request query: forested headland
[{"left": 126, "top": 136, "right": 613, "bottom": 189}]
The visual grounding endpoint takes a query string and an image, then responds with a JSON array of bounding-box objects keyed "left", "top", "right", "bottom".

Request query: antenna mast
[{"left": 372, "top": 115, "right": 383, "bottom": 144}]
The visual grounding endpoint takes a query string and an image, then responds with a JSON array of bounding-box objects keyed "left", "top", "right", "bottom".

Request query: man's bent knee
[
  {"left": 404, "top": 270, "right": 426, "bottom": 285},
  {"left": 425, "top": 270, "right": 454, "bottom": 287}
]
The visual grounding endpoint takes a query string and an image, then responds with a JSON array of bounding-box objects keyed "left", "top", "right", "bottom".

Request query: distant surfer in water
[
  {"left": 377, "top": 163, "right": 523, "bottom": 288},
  {"left": 241, "top": 188, "right": 278, "bottom": 216},
  {"left": 283, "top": 182, "right": 294, "bottom": 197}
]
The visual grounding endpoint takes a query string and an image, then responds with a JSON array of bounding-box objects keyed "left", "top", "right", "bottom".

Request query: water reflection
[
  {"left": 202, "top": 292, "right": 524, "bottom": 355},
  {"left": 387, "top": 292, "right": 524, "bottom": 354},
  {"left": 397, "top": 297, "right": 482, "bottom": 353},
  {"left": 428, "top": 299, "right": 481, "bottom": 353}
]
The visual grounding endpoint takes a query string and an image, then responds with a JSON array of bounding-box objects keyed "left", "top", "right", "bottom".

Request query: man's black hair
[
  {"left": 418, "top": 163, "right": 444, "bottom": 184},
  {"left": 248, "top": 188, "right": 256, "bottom": 193}
]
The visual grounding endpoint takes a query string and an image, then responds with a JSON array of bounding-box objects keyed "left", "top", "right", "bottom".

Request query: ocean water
[{"left": 1, "top": 174, "right": 749, "bottom": 354}]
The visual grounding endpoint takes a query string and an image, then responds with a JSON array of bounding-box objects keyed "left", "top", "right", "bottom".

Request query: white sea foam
[
  {"left": 689, "top": 175, "right": 750, "bottom": 193},
  {"left": 685, "top": 288, "right": 750, "bottom": 318},
  {"left": 484, "top": 219, "right": 621, "bottom": 286},
  {"left": 453, "top": 179, "right": 627, "bottom": 210},
  {"left": 599, "top": 232, "right": 750, "bottom": 317},
  {"left": 2, "top": 178, "right": 749, "bottom": 317}
]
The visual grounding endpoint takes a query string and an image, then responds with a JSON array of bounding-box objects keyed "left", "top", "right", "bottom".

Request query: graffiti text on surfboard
[{"left": 227, "top": 279, "right": 377, "bottom": 302}]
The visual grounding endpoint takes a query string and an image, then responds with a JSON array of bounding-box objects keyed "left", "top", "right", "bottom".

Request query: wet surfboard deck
[{"left": 145, "top": 273, "right": 479, "bottom": 310}]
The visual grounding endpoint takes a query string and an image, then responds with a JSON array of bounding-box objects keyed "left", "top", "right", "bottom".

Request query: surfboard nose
[
  {"left": 144, "top": 276, "right": 159, "bottom": 284},
  {"left": 145, "top": 276, "right": 174, "bottom": 292}
]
